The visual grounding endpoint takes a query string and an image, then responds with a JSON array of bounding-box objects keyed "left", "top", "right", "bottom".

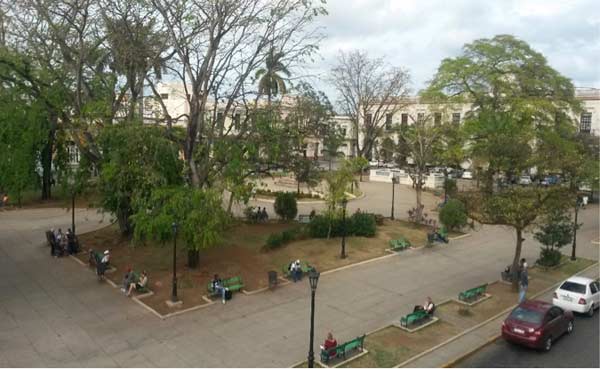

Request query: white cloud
[{"left": 301, "top": 0, "right": 600, "bottom": 103}]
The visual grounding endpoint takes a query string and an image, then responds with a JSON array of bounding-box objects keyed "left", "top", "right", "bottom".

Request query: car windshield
[
  {"left": 560, "top": 281, "right": 586, "bottom": 294},
  {"left": 509, "top": 307, "right": 544, "bottom": 324}
]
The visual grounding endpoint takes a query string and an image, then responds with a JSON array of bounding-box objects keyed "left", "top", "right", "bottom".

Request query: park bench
[
  {"left": 438, "top": 226, "right": 448, "bottom": 240},
  {"left": 298, "top": 214, "right": 311, "bottom": 224},
  {"left": 399, "top": 309, "right": 432, "bottom": 328},
  {"left": 458, "top": 283, "right": 488, "bottom": 302},
  {"left": 130, "top": 271, "right": 150, "bottom": 293},
  {"left": 389, "top": 237, "right": 411, "bottom": 251},
  {"left": 320, "top": 334, "right": 366, "bottom": 364},
  {"left": 206, "top": 276, "right": 244, "bottom": 297},
  {"left": 281, "top": 261, "right": 313, "bottom": 279}
]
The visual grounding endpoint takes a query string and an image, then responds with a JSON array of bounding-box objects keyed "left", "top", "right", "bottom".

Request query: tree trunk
[
  {"left": 511, "top": 228, "right": 524, "bottom": 291},
  {"left": 40, "top": 128, "right": 54, "bottom": 200},
  {"left": 329, "top": 158, "right": 332, "bottom": 171},
  {"left": 187, "top": 249, "right": 199, "bottom": 269},
  {"left": 415, "top": 180, "right": 423, "bottom": 223},
  {"left": 297, "top": 180, "right": 300, "bottom": 195},
  {"left": 227, "top": 191, "right": 235, "bottom": 214},
  {"left": 117, "top": 207, "right": 132, "bottom": 236},
  {"left": 571, "top": 202, "right": 578, "bottom": 261}
]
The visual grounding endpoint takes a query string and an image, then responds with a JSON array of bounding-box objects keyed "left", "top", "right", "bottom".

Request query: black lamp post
[
  {"left": 171, "top": 222, "right": 178, "bottom": 302},
  {"left": 307, "top": 268, "right": 320, "bottom": 368},
  {"left": 67, "top": 175, "right": 76, "bottom": 235},
  {"left": 341, "top": 198, "right": 348, "bottom": 259},
  {"left": 391, "top": 176, "right": 397, "bottom": 220}
]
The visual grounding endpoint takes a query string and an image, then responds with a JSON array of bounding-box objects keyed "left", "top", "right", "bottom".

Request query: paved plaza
[{"left": 0, "top": 183, "right": 598, "bottom": 367}]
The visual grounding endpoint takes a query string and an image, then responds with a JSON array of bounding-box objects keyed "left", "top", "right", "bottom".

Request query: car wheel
[
  {"left": 567, "top": 320, "right": 574, "bottom": 334},
  {"left": 587, "top": 306, "right": 594, "bottom": 317},
  {"left": 543, "top": 337, "right": 552, "bottom": 352}
]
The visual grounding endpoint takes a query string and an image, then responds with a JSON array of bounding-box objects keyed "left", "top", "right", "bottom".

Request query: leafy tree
[
  {"left": 131, "top": 187, "right": 229, "bottom": 268},
  {"left": 347, "top": 156, "right": 369, "bottom": 183},
  {"left": 98, "top": 124, "right": 183, "bottom": 235},
  {"left": 322, "top": 123, "right": 346, "bottom": 171},
  {"left": 255, "top": 47, "right": 291, "bottom": 104},
  {"left": 274, "top": 192, "right": 298, "bottom": 221},
  {"left": 534, "top": 209, "right": 574, "bottom": 267},
  {"left": 380, "top": 137, "right": 395, "bottom": 163},
  {"left": 396, "top": 113, "right": 444, "bottom": 223},
  {"left": 426, "top": 35, "right": 582, "bottom": 287},
  {"left": 290, "top": 156, "right": 321, "bottom": 194}
]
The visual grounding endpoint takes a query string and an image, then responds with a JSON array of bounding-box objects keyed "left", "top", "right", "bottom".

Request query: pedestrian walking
[{"left": 518, "top": 258, "right": 528, "bottom": 303}]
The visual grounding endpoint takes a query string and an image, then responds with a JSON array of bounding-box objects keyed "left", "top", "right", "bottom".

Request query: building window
[
  {"left": 216, "top": 112, "right": 223, "bottom": 124},
  {"left": 401, "top": 113, "right": 408, "bottom": 127},
  {"left": 160, "top": 93, "right": 169, "bottom": 100},
  {"left": 385, "top": 113, "right": 393, "bottom": 131},
  {"left": 234, "top": 113, "right": 241, "bottom": 129},
  {"left": 67, "top": 144, "right": 80, "bottom": 164},
  {"left": 365, "top": 113, "right": 373, "bottom": 126},
  {"left": 580, "top": 113, "right": 592, "bottom": 133},
  {"left": 452, "top": 112, "right": 461, "bottom": 124},
  {"left": 417, "top": 113, "right": 424, "bottom": 123},
  {"left": 341, "top": 127, "right": 347, "bottom": 137},
  {"left": 434, "top": 112, "right": 442, "bottom": 126}
]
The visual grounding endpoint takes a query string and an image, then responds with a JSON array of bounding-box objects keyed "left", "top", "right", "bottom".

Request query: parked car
[
  {"left": 552, "top": 276, "right": 600, "bottom": 316},
  {"left": 519, "top": 175, "right": 532, "bottom": 185},
  {"left": 369, "top": 160, "right": 380, "bottom": 168},
  {"left": 501, "top": 300, "right": 574, "bottom": 351},
  {"left": 541, "top": 175, "right": 560, "bottom": 186},
  {"left": 462, "top": 171, "right": 473, "bottom": 179}
]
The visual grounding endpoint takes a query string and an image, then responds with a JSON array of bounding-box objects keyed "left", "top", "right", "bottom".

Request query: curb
[
  {"left": 320, "top": 252, "right": 398, "bottom": 276},
  {"left": 434, "top": 261, "right": 599, "bottom": 368},
  {"left": 448, "top": 233, "right": 472, "bottom": 241}
]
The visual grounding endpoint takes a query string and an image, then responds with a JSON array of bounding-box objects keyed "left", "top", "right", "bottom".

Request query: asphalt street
[{"left": 456, "top": 312, "right": 599, "bottom": 368}]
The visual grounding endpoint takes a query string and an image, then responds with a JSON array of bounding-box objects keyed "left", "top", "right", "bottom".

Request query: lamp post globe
[{"left": 307, "top": 268, "right": 320, "bottom": 368}]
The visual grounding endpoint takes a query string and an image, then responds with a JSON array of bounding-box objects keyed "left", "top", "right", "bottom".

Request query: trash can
[{"left": 268, "top": 271, "right": 278, "bottom": 289}]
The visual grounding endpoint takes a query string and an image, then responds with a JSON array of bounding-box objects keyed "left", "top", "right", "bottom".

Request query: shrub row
[
  {"left": 264, "top": 227, "right": 303, "bottom": 250},
  {"left": 308, "top": 212, "right": 377, "bottom": 238}
]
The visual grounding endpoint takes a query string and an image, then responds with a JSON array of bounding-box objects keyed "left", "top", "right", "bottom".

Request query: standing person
[
  {"left": 518, "top": 258, "right": 529, "bottom": 303},
  {"left": 2, "top": 193, "right": 8, "bottom": 207},
  {"left": 290, "top": 260, "right": 302, "bottom": 282},
  {"left": 261, "top": 207, "right": 268, "bottom": 222},
  {"left": 97, "top": 250, "right": 110, "bottom": 279}
]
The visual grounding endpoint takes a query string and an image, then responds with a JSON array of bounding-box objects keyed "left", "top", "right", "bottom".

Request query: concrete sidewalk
[
  {"left": 402, "top": 264, "right": 600, "bottom": 368},
  {"left": 0, "top": 204, "right": 598, "bottom": 367}
]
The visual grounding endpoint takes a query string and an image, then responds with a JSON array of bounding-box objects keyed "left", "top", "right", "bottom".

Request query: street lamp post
[
  {"left": 391, "top": 176, "right": 397, "bottom": 220},
  {"left": 67, "top": 176, "right": 76, "bottom": 235},
  {"left": 171, "top": 222, "right": 178, "bottom": 302},
  {"left": 341, "top": 198, "right": 348, "bottom": 259},
  {"left": 571, "top": 197, "right": 582, "bottom": 261},
  {"left": 307, "top": 269, "right": 320, "bottom": 368}
]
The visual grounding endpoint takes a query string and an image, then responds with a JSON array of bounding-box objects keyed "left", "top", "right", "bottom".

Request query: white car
[
  {"left": 519, "top": 175, "right": 532, "bottom": 185},
  {"left": 462, "top": 171, "right": 473, "bottom": 179},
  {"left": 369, "top": 160, "right": 380, "bottom": 168},
  {"left": 552, "top": 276, "right": 599, "bottom": 316}
]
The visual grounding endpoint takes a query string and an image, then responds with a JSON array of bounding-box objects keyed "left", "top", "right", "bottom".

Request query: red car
[{"left": 501, "top": 300, "right": 574, "bottom": 351}]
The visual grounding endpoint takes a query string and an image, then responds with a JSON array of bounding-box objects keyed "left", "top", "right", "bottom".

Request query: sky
[{"left": 303, "top": 0, "right": 600, "bottom": 102}]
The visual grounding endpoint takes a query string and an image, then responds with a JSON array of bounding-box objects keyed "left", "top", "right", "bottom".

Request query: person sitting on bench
[
  {"left": 289, "top": 260, "right": 302, "bottom": 282},
  {"left": 211, "top": 274, "right": 228, "bottom": 304},
  {"left": 127, "top": 270, "right": 148, "bottom": 296},
  {"left": 320, "top": 332, "right": 338, "bottom": 357},
  {"left": 413, "top": 297, "right": 435, "bottom": 314}
]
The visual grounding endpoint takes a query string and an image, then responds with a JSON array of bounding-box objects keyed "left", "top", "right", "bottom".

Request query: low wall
[{"left": 369, "top": 169, "right": 444, "bottom": 189}]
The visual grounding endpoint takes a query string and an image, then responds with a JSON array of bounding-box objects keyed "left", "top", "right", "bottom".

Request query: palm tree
[{"left": 255, "top": 48, "right": 290, "bottom": 104}]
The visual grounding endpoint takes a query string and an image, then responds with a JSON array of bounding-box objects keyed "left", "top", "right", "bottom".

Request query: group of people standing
[{"left": 49, "top": 228, "right": 79, "bottom": 256}]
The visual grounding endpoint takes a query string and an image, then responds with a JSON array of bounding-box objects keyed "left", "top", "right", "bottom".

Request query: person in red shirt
[{"left": 321, "top": 332, "right": 337, "bottom": 356}]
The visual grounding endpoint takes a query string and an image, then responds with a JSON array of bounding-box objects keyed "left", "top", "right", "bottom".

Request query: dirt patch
[
  {"left": 347, "top": 323, "right": 461, "bottom": 368},
  {"left": 77, "top": 220, "right": 429, "bottom": 315}
]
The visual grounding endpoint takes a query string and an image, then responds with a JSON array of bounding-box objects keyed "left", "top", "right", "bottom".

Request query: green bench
[
  {"left": 389, "top": 237, "right": 411, "bottom": 251},
  {"left": 400, "top": 309, "right": 430, "bottom": 328},
  {"left": 207, "top": 276, "right": 245, "bottom": 297},
  {"left": 130, "top": 271, "right": 150, "bottom": 293},
  {"left": 458, "top": 283, "right": 488, "bottom": 302},
  {"left": 281, "top": 261, "right": 313, "bottom": 279},
  {"left": 439, "top": 226, "right": 448, "bottom": 240},
  {"left": 320, "top": 334, "right": 366, "bottom": 364}
]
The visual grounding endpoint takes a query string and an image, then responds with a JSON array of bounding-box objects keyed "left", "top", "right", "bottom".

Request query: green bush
[
  {"left": 537, "top": 248, "right": 562, "bottom": 267},
  {"left": 439, "top": 199, "right": 467, "bottom": 230},
  {"left": 308, "top": 215, "right": 331, "bottom": 238},
  {"left": 265, "top": 233, "right": 284, "bottom": 249},
  {"left": 274, "top": 192, "right": 298, "bottom": 220},
  {"left": 281, "top": 229, "right": 295, "bottom": 243},
  {"left": 350, "top": 212, "right": 376, "bottom": 237}
]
